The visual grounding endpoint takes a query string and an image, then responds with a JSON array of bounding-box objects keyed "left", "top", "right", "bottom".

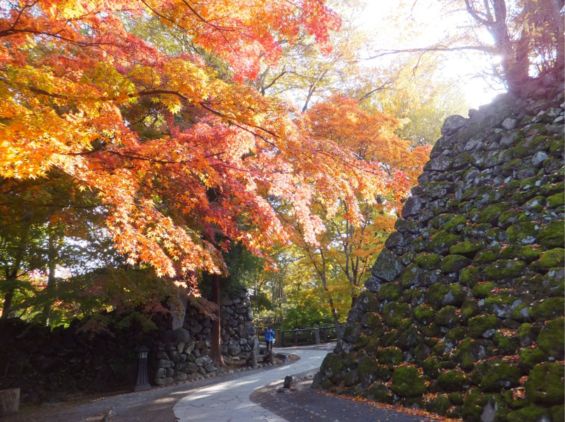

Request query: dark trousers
[{"left": 266, "top": 341, "right": 273, "bottom": 352}]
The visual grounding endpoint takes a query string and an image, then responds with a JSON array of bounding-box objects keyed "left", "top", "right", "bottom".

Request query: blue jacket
[{"left": 264, "top": 329, "right": 275, "bottom": 342}]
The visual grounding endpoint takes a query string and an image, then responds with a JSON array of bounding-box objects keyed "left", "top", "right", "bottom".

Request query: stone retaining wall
[{"left": 315, "top": 69, "right": 564, "bottom": 421}]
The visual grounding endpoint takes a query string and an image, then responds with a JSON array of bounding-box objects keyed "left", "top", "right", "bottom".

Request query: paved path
[{"left": 173, "top": 344, "right": 333, "bottom": 422}]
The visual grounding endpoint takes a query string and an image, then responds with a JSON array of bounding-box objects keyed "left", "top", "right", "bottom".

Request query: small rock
[
  {"left": 531, "top": 151, "right": 549, "bottom": 166},
  {"left": 501, "top": 117, "right": 517, "bottom": 130},
  {"left": 441, "top": 115, "right": 467, "bottom": 135},
  {"left": 283, "top": 375, "right": 293, "bottom": 389}
]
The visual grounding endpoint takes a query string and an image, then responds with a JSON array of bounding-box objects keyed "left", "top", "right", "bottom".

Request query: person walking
[{"left": 264, "top": 327, "right": 275, "bottom": 352}]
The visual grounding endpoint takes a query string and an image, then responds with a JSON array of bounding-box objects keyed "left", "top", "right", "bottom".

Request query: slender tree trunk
[
  {"left": 1, "top": 284, "right": 15, "bottom": 319},
  {"left": 41, "top": 231, "right": 58, "bottom": 326},
  {"left": 210, "top": 275, "right": 225, "bottom": 366}
]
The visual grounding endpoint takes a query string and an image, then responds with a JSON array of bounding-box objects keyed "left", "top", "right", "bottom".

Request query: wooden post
[{"left": 0, "top": 388, "right": 20, "bottom": 416}]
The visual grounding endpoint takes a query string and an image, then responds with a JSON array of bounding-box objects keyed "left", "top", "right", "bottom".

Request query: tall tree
[{"left": 0, "top": 0, "right": 393, "bottom": 293}]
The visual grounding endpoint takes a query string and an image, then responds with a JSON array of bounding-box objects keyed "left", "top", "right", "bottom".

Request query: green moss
[
  {"left": 472, "top": 281, "right": 495, "bottom": 298},
  {"left": 474, "top": 248, "right": 500, "bottom": 263},
  {"left": 441, "top": 254, "right": 471, "bottom": 273},
  {"left": 478, "top": 361, "right": 521, "bottom": 392},
  {"left": 399, "top": 264, "right": 422, "bottom": 288},
  {"left": 413, "top": 304, "right": 434, "bottom": 322},
  {"left": 507, "top": 406, "right": 549, "bottom": 422},
  {"left": 459, "top": 266, "right": 480, "bottom": 286},
  {"left": 379, "top": 283, "right": 402, "bottom": 301},
  {"left": 437, "top": 369, "right": 467, "bottom": 392},
  {"left": 461, "top": 300, "right": 479, "bottom": 320},
  {"left": 427, "top": 283, "right": 465, "bottom": 308},
  {"left": 366, "top": 382, "right": 393, "bottom": 403},
  {"left": 376, "top": 346, "right": 403, "bottom": 365},
  {"left": 518, "top": 323, "right": 535, "bottom": 343},
  {"left": 532, "top": 297, "right": 565, "bottom": 319},
  {"left": 357, "top": 356, "right": 379, "bottom": 380},
  {"left": 443, "top": 214, "right": 467, "bottom": 231},
  {"left": 430, "top": 230, "right": 460, "bottom": 253},
  {"left": 448, "top": 392, "right": 464, "bottom": 405},
  {"left": 526, "top": 362, "right": 565, "bottom": 405},
  {"left": 390, "top": 366, "right": 426, "bottom": 398},
  {"left": 461, "top": 388, "right": 489, "bottom": 421},
  {"left": 532, "top": 248, "right": 565, "bottom": 270},
  {"left": 454, "top": 339, "right": 477, "bottom": 371},
  {"left": 468, "top": 314, "right": 498, "bottom": 338},
  {"left": 478, "top": 203, "right": 505, "bottom": 224},
  {"left": 493, "top": 332, "right": 519, "bottom": 354},
  {"left": 538, "top": 318, "right": 564, "bottom": 357},
  {"left": 499, "top": 209, "right": 518, "bottom": 227},
  {"left": 414, "top": 252, "right": 441, "bottom": 269},
  {"left": 366, "top": 312, "right": 384, "bottom": 331},
  {"left": 547, "top": 192, "right": 565, "bottom": 208},
  {"left": 500, "top": 245, "right": 541, "bottom": 262},
  {"left": 425, "top": 394, "right": 451, "bottom": 414},
  {"left": 382, "top": 302, "right": 411, "bottom": 329},
  {"left": 485, "top": 294, "right": 514, "bottom": 308},
  {"left": 320, "top": 353, "right": 344, "bottom": 378},
  {"left": 519, "top": 347, "right": 546, "bottom": 369},
  {"left": 446, "top": 326, "right": 466, "bottom": 341},
  {"left": 484, "top": 259, "right": 526, "bottom": 280},
  {"left": 506, "top": 222, "right": 538, "bottom": 244},
  {"left": 538, "top": 221, "right": 564, "bottom": 248},
  {"left": 422, "top": 356, "right": 440, "bottom": 378},
  {"left": 435, "top": 305, "right": 459, "bottom": 327},
  {"left": 551, "top": 405, "right": 565, "bottom": 422},
  {"left": 449, "top": 240, "right": 482, "bottom": 256}
]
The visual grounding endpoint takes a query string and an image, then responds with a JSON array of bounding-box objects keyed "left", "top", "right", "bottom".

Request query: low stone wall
[{"left": 152, "top": 286, "right": 256, "bottom": 386}]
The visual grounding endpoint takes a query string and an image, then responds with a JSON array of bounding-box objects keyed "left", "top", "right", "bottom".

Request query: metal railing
[{"left": 258, "top": 325, "right": 342, "bottom": 347}]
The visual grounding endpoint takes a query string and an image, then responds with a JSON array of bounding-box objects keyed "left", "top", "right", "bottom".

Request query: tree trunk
[
  {"left": 1, "top": 285, "right": 15, "bottom": 319},
  {"left": 41, "top": 231, "right": 58, "bottom": 325},
  {"left": 210, "top": 275, "right": 225, "bottom": 366}
]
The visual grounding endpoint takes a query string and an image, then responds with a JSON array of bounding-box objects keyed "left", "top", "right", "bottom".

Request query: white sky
[{"left": 353, "top": 0, "right": 506, "bottom": 109}]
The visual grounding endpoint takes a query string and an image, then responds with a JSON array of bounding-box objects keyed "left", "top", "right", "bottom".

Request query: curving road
[{"left": 173, "top": 345, "right": 332, "bottom": 422}]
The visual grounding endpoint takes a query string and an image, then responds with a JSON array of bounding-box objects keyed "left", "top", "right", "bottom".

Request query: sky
[{"left": 353, "top": 0, "right": 506, "bottom": 109}]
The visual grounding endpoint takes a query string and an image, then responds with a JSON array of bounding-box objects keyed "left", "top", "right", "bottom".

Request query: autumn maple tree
[
  {"left": 280, "top": 96, "right": 430, "bottom": 325},
  {"left": 0, "top": 0, "right": 392, "bottom": 286}
]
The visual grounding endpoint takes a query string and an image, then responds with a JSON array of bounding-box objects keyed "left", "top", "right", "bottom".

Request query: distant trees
[{"left": 463, "top": 0, "right": 564, "bottom": 91}]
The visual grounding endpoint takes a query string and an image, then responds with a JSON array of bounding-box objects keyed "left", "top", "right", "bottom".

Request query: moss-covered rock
[
  {"left": 537, "top": 318, "right": 564, "bottom": 358},
  {"left": 532, "top": 297, "right": 565, "bottom": 319},
  {"left": 378, "top": 283, "right": 403, "bottom": 301},
  {"left": 390, "top": 366, "right": 426, "bottom": 398},
  {"left": 441, "top": 254, "right": 471, "bottom": 273},
  {"left": 532, "top": 248, "right": 565, "bottom": 271},
  {"left": 478, "top": 203, "right": 505, "bottom": 224},
  {"left": 519, "top": 347, "right": 547, "bottom": 369},
  {"left": 507, "top": 406, "right": 550, "bottom": 422},
  {"left": 499, "top": 245, "right": 541, "bottom": 262},
  {"left": 412, "top": 304, "right": 433, "bottom": 324},
  {"left": 484, "top": 259, "right": 526, "bottom": 280},
  {"left": 435, "top": 305, "right": 459, "bottom": 327},
  {"left": 366, "top": 382, "right": 393, "bottom": 403},
  {"left": 382, "top": 302, "right": 411, "bottom": 329},
  {"left": 477, "top": 361, "right": 521, "bottom": 392},
  {"left": 472, "top": 281, "right": 495, "bottom": 298},
  {"left": 437, "top": 369, "right": 467, "bottom": 392},
  {"left": 461, "top": 388, "right": 489, "bottom": 421},
  {"left": 506, "top": 222, "right": 538, "bottom": 244},
  {"left": 430, "top": 230, "right": 460, "bottom": 253},
  {"left": 468, "top": 314, "right": 498, "bottom": 338},
  {"left": 414, "top": 252, "right": 441, "bottom": 269},
  {"left": 474, "top": 248, "right": 500, "bottom": 263},
  {"left": 449, "top": 240, "right": 482, "bottom": 256},
  {"left": 376, "top": 346, "right": 403, "bottom": 365},
  {"left": 525, "top": 362, "right": 564, "bottom": 405},
  {"left": 547, "top": 191, "right": 565, "bottom": 208},
  {"left": 538, "top": 221, "right": 565, "bottom": 248}
]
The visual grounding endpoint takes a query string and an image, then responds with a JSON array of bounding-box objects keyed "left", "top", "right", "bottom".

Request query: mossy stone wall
[{"left": 314, "top": 70, "right": 565, "bottom": 421}]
